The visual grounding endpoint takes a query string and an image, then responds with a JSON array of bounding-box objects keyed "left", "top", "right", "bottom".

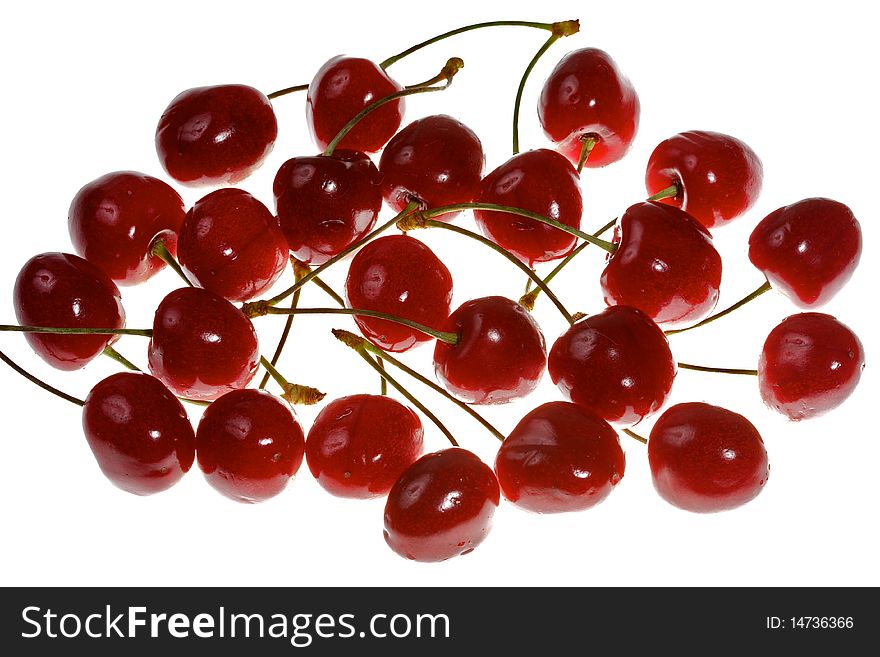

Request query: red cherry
[
  {"left": 155, "top": 84, "right": 277, "bottom": 186},
  {"left": 384, "top": 448, "right": 499, "bottom": 562},
  {"left": 759, "top": 313, "right": 865, "bottom": 420},
  {"left": 68, "top": 171, "right": 186, "bottom": 285},
  {"left": 177, "top": 188, "right": 288, "bottom": 302},
  {"left": 148, "top": 287, "right": 259, "bottom": 401},
  {"left": 748, "top": 198, "right": 862, "bottom": 307},
  {"left": 548, "top": 305, "right": 675, "bottom": 425},
  {"left": 274, "top": 150, "right": 382, "bottom": 265},
  {"left": 475, "top": 149, "right": 582, "bottom": 266},
  {"left": 601, "top": 201, "right": 722, "bottom": 326},
  {"left": 538, "top": 48, "right": 640, "bottom": 168},
  {"left": 378, "top": 114, "right": 484, "bottom": 218},
  {"left": 645, "top": 130, "right": 763, "bottom": 229},
  {"left": 13, "top": 253, "right": 125, "bottom": 370},
  {"left": 344, "top": 235, "right": 453, "bottom": 352},
  {"left": 82, "top": 372, "right": 195, "bottom": 495},
  {"left": 305, "top": 394, "right": 424, "bottom": 499},
  {"left": 495, "top": 401, "right": 625, "bottom": 513},
  {"left": 196, "top": 389, "right": 305, "bottom": 503},
  {"left": 306, "top": 56, "right": 404, "bottom": 153},
  {"left": 648, "top": 402, "right": 769, "bottom": 513},
  {"left": 433, "top": 296, "right": 547, "bottom": 404}
]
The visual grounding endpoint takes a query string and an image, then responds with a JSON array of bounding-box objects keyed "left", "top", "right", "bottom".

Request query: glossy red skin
[
  {"left": 379, "top": 114, "right": 484, "bottom": 219},
  {"left": 759, "top": 313, "right": 865, "bottom": 420},
  {"left": 495, "top": 402, "right": 625, "bottom": 513},
  {"left": 384, "top": 448, "right": 500, "bottom": 562},
  {"left": 68, "top": 171, "right": 186, "bottom": 285},
  {"left": 178, "top": 188, "right": 288, "bottom": 302},
  {"left": 548, "top": 305, "right": 676, "bottom": 425},
  {"left": 748, "top": 198, "right": 862, "bottom": 308},
  {"left": 344, "top": 235, "right": 453, "bottom": 352},
  {"left": 148, "top": 287, "right": 259, "bottom": 401},
  {"left": 306, "top": 395, "right": 424, "bottom": 499},
  {"left": 646, "top": 130, "right": 763, "bottom": 229},
  {"left": 434, "top": 296, "right": 547, "bottom": 405},
  {"left": 306, "top": 56, "right": 404, "bottom": 153},
  {"left": 13, "top": 253, "right": 125, "bottom": 371},
  {"left": 155, "top": 84, "right": 277, "bottom": 186},
  {"left": 274, "top": 150, "right": 382, "bottom": 265},
  {"left": 601, "top": 201, "right": 722, "bottom": 326},
  {"left": 538, "top": 48, "right": 640, "bottom": 168},
  {"left": 475, "top": 149, "right": 583, "bottom": 266},
  {"left": 648, "top": 402, "right": 769, "bottom": 513},
  {"left": 82, "top": 373, "right": 195, "bottom": 495},
  {"left": 196, "top": 389, "right": 305, "bottom": 503}
]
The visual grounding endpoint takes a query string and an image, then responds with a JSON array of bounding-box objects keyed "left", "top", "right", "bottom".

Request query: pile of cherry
[{"left": 3, "top": 19, "right": 865, "bottom": 562}]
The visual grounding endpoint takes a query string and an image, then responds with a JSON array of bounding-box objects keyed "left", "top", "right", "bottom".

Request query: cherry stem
[
  {"left": 677, "top": 362, "right": 758, "bottom": 376},
  {"left": 665, "top": 281, "right": 772, "bottom": 336},
  {"left": 520, "top": 217, "right": 617, "bottom": 310},
  {"left": 258, "top": 259, "right": 308, "bottom": 390},
  {"left": 323, "top": 57, "right": 464, "bottom": 157},
  {"left": 576, "top": 136, "right": 598, "bottom": 174},
  {"left": 416, "top": 202, "right": 618, "bottom": 253},
  {"left": 380, "top": 19, "right": 577, "bottom": 69},
  {"left": 0, "top": 347, "right": 84, "bottom": 407},
  {"left": 0, "top": 324, "right": 152, "bottom": 337},
  {"left": 266, "top": 83, "right": 310, "bottom": 100},
  {"left": 260, "top": 356, "right": 326, "bottom": 405},
  {"left": 646, "top": 183, "right": 681, "bottom": 202},
  {"left": 102, "top": 345, "right": 141, "bottom": 372},
  {"left": 409, "top": 218, "right": 574, "bottom": 323},
  {"left": 338, "top": 329, "right": 506, "bottom": 443},
  {"left": 377, "top": 357, "right": 388, "bottom": 396},
  {"left": 622, "top": 428, "right": 647, "bottom": 445},
  {"left": 513, "top": 33, "right": 565, "bottom": 154},
  {"left": 150, "top": 238, "right": 193, "bottom": 287}
]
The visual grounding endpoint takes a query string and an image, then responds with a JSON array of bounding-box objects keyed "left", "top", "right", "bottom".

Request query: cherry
[
  {"left": 378, "top": 114, "right": 484, "bottom": 218},
  {"left": 68, "top": 171, "right": 186, "bottom": 285},
  {"left": 495, "top": 401, "right": 625, "bottom": 513},
  {"left": 538, "top": 48, "right": 640, "bottom": 168},
  {"left": 548, "top": 305, "right": 675, "bottom": 425},
  {"left": 274, "top": 150, "right": 382, "bottom": 265},
  {"left": 306, "top": 394, "right": 424, "bottom": 498},
  {"left": 645, "top": 130, "right": 763, "bottom": 229},
  {"left": 148, "top": 287, "right": 259, "bottom": 401},
  {"left": 13, "top": 253, "right": 125, "bottom": 370},
  {"left": 306, "top": 56, "right": 404, "bottom": 153},
  {"left": 155, "top": 84, "right": 277, "bottom": 186},
  {"left": 344, "top": 235, "right": 453, "bottom": 352},
  {"left": 748, "top": 198, "right": 862, "bottom": 308},
  {"left": 82, "top": 372, "right": 195, "bottom": 495},
  {"left": 648, "top": 402, "right": 769, "bottom": 513},
  {"left": 196, "top": 388, "right": 305, "bottom": 503},
  {"left": 601, "top": 201, "right": 722, "bottom": 326},
  {"left": 177, "top": 188, "right": 288, "bottom": 302},
  {"left": 384, "top": 448, "right": 499, "bottom": 562},
  {"left": 759, "top": 313, "right": 865, "bottom": 421},
  {"left": 474, "top": 149, "right": 582, "bottom": 265},
  {"left": 433, "top": 296, "right": 546, "bottom": 404}
]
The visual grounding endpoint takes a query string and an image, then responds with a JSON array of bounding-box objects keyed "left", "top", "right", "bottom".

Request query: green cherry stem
[
  {"left": 665, "top": 281, "right": 772, "bottom": 336},
  {"left": 259, "top": 356, "right": 326, "bottom": 405},
  {"left": 266, "top": 83, "right": 310, "bottom": 100},
  {"left": 258, "top": 258, "right": 308, "bottom": 390},
  {"left": 512, "top": 33, "right": 561, "bottom": 154},
  {"left": 150, "top": 238, "right": 193, "bottom": 287},
  {"left": 0, "top": 348, "right": 84, "bottom": 407},
  {"left": 575, "top": 136, "right": 598, "bottom": 174},
  {"left": 376, "top": 357, "right": 388, "bottom": 396},
  {"left": 0, "top": 325, "right": 152, "bottom": 337},
  {"left": 102, "top": 345, "right": 141, "bottom": 372},
  {"left": 323, "top": 57, "right": 464, "bottom": 157},
  {"left": 677, "top": 362, "right": 758, "bottom": 376},
  {"left": 646, "top": 182, "right": 681, "bottom": 202},
  {"left": 622, "top": 428, "right": 648, "bottom": 445}
]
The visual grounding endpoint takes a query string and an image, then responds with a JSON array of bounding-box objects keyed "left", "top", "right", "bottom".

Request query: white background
[{"left": 1, "top": 0, "right": 877, "bottom": 587}]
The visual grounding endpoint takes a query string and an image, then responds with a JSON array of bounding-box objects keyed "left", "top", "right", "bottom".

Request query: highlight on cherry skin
[
  {"left": 645, "top": 130, "right": 763, "bottom": 229},
  {"left": 538, "top": 47, "right": 640, "bottom": 168},
  {"left": 748, "top": 198, "right": 862, "bottom": 308},
  {"left": 68, "top": 171, "right": 186, "bottom": 285},
  {"left": 383, "top": 448, "right": 500, "bottom": 563},
  {"left": 548, "top": 305, "right": 676, "bottom": 425},
  {"left": 82, "top": 372, "right": 196, "bottom": 496},
  {"left": 13, "top": 252, "right": 126, "bottom": 370},
  {"left": 648, "top": 402, "right": 769, "bottom": 513},
  {"left": 344, "top": 234, "right": 453, "bottom": 352},
  {"left": 495, "top": 401, "right": 625, "bottom": 514},
  {"left": 177, "top": 188, "right": 289, "bottom": 302},
  {"left": 306, "top": 394, "right": 424, "bottom": 499},
  {"left": 759, "top": 312, "right": 865, "bottom": 421},
  {"left": 196, "top": 388, "right": 305, "bottom": 503},
  {"left": 155, "top": 84, "right": 278, "bottom": 186}
]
